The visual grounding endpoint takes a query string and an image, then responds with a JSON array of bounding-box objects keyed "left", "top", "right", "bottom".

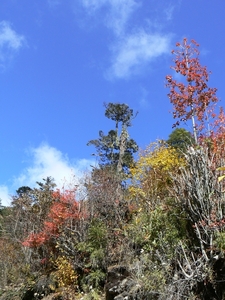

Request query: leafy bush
[{"left": 52, "top": 256, "right": 78, "bottom": 288}]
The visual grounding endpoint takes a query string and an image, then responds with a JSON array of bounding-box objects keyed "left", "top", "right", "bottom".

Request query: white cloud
[
  {"left": 77, "top": 1, "right": 175, "bottom": 80},
  {"left": 0, "top": 185, "right": 11, "bottom": 207},
  {"left": 0, "top": 143, "right": 93, "bottom": 206},
  {"left": 14, "top": 143, "right": 93, "bottom": 190},
  {"left": 80, "top": 0, "right": 139, "bottom": 35},
  {"left": 105, "top": 0, "right": 139, "bottom": 36},
  {"left": 0, "top": 21, "right": 25, "bottom": 64},
  {"left": 108, "top": 30, "right": 171, "bottom": 79}
]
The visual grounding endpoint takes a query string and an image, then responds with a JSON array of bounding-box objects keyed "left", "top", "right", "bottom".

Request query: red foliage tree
[
  {"left": 207, "top": 107, "right": 225, "bottom": 164},
  {"left": 166, "top": 38, "right": 218, "bottom": 143},
  {"left": 22, "top": 189, "right": 85, "bottom": 248}
]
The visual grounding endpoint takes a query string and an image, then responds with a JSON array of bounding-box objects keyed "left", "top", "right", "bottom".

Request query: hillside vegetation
[{"left": 1, "top": 38, "right": 225, "bottom": 299}]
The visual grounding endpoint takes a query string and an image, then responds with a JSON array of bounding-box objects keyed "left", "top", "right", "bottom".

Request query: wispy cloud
[
  {"left": 80, "top": 0, "right": 139, "bottom": 35},
  {"left": 105, "top": 0, "right": 139, "bottom": 36},
  {"left": 108, "top": 30, "right": 171, "bottom": 79},
  {"left": 76, "top": 1, "right": 175, "bottom": 79},
  {"left": 164, "top": 5, "right": 175, "bottom": 21},
  {"left": 0, "top": 21, "right": 25, "bottom": 66}
]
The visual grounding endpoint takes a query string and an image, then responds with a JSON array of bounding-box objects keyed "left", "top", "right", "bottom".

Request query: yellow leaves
[
  {"left": 131, "top": 142, "right": 183, "bottom": 176},
  {"left": 218, "top": 175, "right": 225, "bottom": 183},
  {"left": 217, "top": 166, "right": 225, "bottom": 183},
  {"left": 128, "top": 186, "right": 145, "bottom": 198},
  {"left": 129, "top": 141, "right": 185, "bottom": 208},
  {"left": 53, "top": 256, "right": 78, "bottom": 288},
  {"left": 48, "top": 283, "right": 56, "bottom": 291}
]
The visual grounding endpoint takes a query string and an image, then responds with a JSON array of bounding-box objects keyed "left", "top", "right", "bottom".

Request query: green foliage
[
  {"left": 16, "top": 186, "right": 32, "bottom": 197},
  {"left": 167, "top": 127, "right": 195, "bottom": 153},
  {"left": 81, "top": 288, "right": 104, "bottom": 300},
  {"left": 86, "top": 219, "right": 108, "bottom": 251},
  {"left": 76, "top": 219, "right": 108, "bottom": 291},
  {"left": 139, "top": 262, "right": 167, "bottom": 297},
  {"left": 128, "top": 204, "right": 187, "bottom": 258},
  {"left": 88, "top": 102, "right": 138, "bottom": 175},
  {"left": 0, "top": 206, "right": 11, "bottom": 237},
  {"left": 83, "top": 269, "right": 106, "bottom": 290},
  {"left": 104, "top": 102, "right": 135, "bottom": 127},
  {"left": 215, "top": 232, "right": 225, "bottom": 251}
]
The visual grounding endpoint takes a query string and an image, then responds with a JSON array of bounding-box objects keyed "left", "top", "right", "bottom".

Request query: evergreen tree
[
  {"left": 87, "top": 102, "right": 138, "bottom": 175},
  {"left": 167, "top": 128, "right": 195, "bottom": 153}
]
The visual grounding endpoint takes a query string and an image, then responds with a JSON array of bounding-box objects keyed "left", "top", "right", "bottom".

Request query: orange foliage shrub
[{"left": 22, "top": 189, "right": 86, "bottom": 248}]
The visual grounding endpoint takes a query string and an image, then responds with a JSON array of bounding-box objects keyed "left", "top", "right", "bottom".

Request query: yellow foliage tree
[
  {"left": 52, "top": 256, "right": 78, "bottom": 289},
  {"left": 129, "top": 141, "right": 185, "bottom": 210}
]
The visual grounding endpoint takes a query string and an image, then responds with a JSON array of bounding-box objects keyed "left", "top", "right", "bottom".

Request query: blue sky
[{"left": 0, "top": 0, "right": 224, "bottom": 205}]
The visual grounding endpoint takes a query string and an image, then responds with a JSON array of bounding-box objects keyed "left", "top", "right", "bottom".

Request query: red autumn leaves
[
  {"left": 22, "top": 189, "right": 85, "bottom": 248},
  {"left": 166, "top": 38, "right": 218, "bottom": 140}
]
